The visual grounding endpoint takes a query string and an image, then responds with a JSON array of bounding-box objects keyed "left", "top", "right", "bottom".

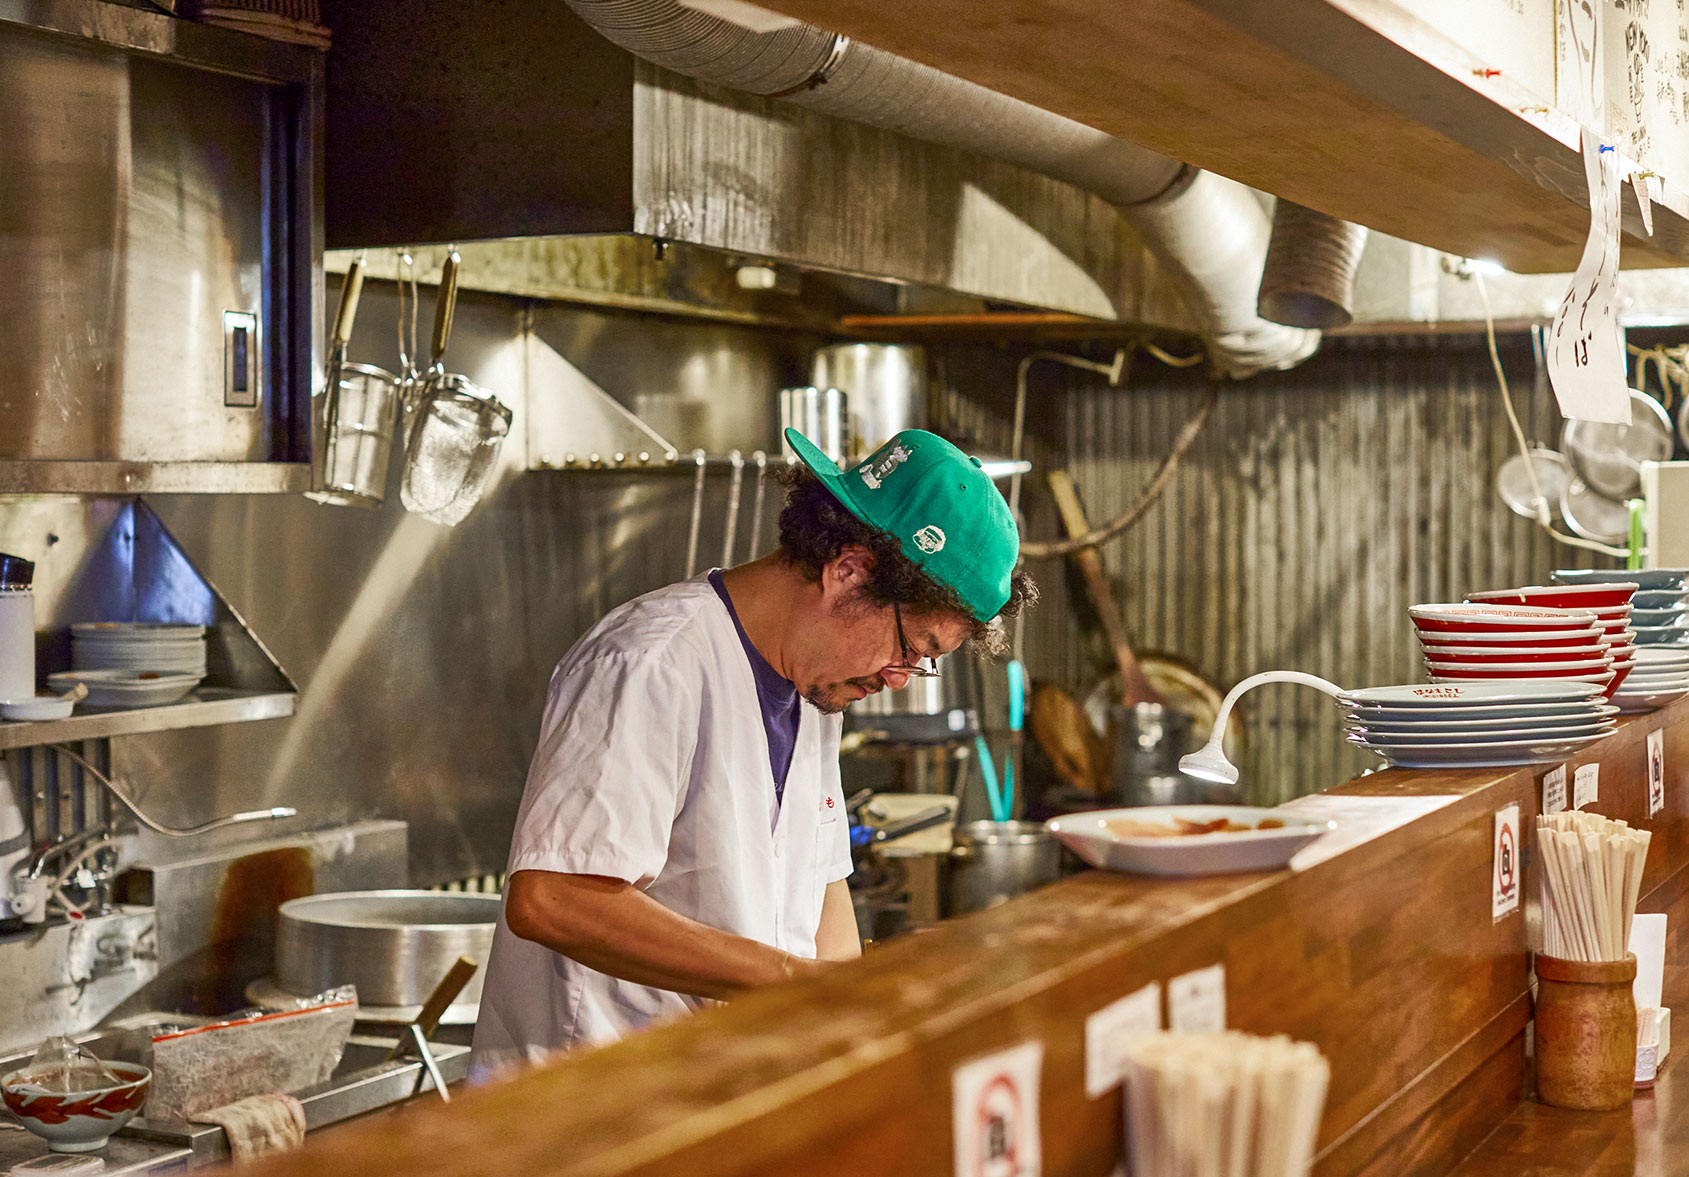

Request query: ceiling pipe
[
  {"left": 566, "top": 0, "right": 1319, "bottom": 378},
  {"left": 1257, "top": 201, "right": 1370, "bottom": 330}
]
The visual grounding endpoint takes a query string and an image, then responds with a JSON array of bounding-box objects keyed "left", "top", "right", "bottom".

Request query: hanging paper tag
[
  {"left": 1541, "top": 764, "right": 1568, "bottom": 816},
  {"left": 1167, "top": 964, "right": 1227, "bottom": 1034},
  {"left": 1083, "top": 982, "right": 1162, "bottom": 1098},
  {"left": 1574, "top": 762, "right": 1600, "bottom": 810},
  {"left": 1634, "top": 173, "right": 1655, "bottom": 237},
  {"left": 1546, "top": 128, "right": 1630, "bottom": 425}
]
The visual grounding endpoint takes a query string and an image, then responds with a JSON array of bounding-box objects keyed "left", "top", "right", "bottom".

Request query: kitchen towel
[{"left": 195, "top": 1093, "right": 307, "bottom": 1163}]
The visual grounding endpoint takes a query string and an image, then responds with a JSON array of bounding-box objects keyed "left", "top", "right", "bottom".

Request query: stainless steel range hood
[
  {"left": 0, "top": 2, "right": 322, "bottom": 496},
  {"left": 323, "top": 1, "right": 1315, "bottom": 374}
]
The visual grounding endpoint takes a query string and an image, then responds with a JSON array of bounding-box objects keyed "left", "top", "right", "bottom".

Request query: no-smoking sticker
[
  {"left": 952, "top": 1041, "right": 1043, "bottom": 1177},
  {"left": 1493, "top": 804, "right": 1520, "bottom": 920}
]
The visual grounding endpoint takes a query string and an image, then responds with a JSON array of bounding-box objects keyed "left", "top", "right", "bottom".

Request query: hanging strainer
[
  {"left": 1495, "top": 447, "right": 1573, "bottom": 520},
  {"left": 399, "top": 251, "right": 514, "bottom": 527},
  {"left": 1560, "top": 476, "right": 1632, "bottom": 544},
  {"left": 1560, "top": 389, "right": 1674, "bottom": 501}
]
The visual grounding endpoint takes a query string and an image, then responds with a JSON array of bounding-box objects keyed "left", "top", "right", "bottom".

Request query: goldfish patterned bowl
[{"left": 2, "top": 1062, "right": 150, "bottom": 1152}]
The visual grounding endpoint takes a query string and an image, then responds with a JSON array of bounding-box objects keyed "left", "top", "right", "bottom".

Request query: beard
[{"left": 803, "top": 675, "right": 889, "bottom": 715}]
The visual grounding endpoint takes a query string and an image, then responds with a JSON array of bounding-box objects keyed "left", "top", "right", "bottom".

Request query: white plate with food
[
  {"left": 47, "top": 669, "right": 202, "bottom": 708},
  {"left": 1045, "top": 806, "right": 1336, "bottom": 877}
]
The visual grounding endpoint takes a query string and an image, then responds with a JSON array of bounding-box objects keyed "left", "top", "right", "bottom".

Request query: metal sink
[{"left": 0, "top": 1018, "right": 468, "bottom": 1171}]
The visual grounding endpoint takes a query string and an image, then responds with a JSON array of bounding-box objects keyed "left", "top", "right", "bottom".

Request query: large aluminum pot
[
  {"left": 276, "top": 890, "right": 499, "bottom": 1011},
  {"left": 943, "top": 821, "right": 1061, "bottom": 916}
]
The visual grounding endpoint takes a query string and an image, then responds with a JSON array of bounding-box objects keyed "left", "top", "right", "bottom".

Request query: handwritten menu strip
[
  {"left": 1557, "top": 0, "right": 1605, "bottom": 127},
  {"left": 1546, "top": 127, "right": 1630, "bottom": 425}
]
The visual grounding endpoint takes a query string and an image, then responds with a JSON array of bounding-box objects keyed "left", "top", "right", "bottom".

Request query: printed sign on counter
[
  {"left": 1493, "top": 804, "right": 1521, "bottom": 920},
  {"left": 1542, "top": 765, "right": 1568, "bottom": 816},
  {"left": 1083, "top": 982, "right": 1162, "bottom": 1098},
  {"left": 1648, "top": 729, "right": 1666, "bottom": 817},
  {"left": 1167, "top": 964, "right": 1226, "bottom": 1034},
  {"left": 1574, "top": 763, "right": 1600, "bottom": 810},
  {"left": 952, "top": 1042, "right": 1043, "bottom": 1177}
]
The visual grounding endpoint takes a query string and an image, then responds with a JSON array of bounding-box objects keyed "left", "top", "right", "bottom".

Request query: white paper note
[
  {"left": 952, "top": 1042, "right": 1044, "bottom": 1177},
  {"left": 1167, "top": 964, "right": 1226, "bottom": 1034},
  {"left": 1542, "top": 764, "right": 1569, "bottom": 816},
  {"left": 1280, "top": 793, "right": 1462, "bottom": 871},
  {"left": 1635, "top": 172, "right": 1655, "bottom": 237},
  {"left": 1546, "top": 127, "right": 1631, "bottom": 425},
  {"left": 1648, "top": 729, "right": 1666, "bottom": 817},
  {"left": 1557, "top": 0, "right": 1604, "bottom": 127},
  {"left": 1493, "top": 804, "right": 1521, "bottom": 920},
  {"left": 1083, "top": 983, "right": 1162, "bottom": 1098},
  {"left": 1574, "top": 762, "right": 1600, "bottom": 809},
  {"left": 1631, "top": 913, "right": 1667, "bottom": 1010}
]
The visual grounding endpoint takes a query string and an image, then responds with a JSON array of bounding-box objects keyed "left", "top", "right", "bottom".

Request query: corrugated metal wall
[{"left": 938, "top": 333, "right": 1607, "bottom": 805}]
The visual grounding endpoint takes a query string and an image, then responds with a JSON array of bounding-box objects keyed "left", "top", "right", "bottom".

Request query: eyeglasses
[{"left": 889, "top": 601, "right": 941, "bottom": 678}]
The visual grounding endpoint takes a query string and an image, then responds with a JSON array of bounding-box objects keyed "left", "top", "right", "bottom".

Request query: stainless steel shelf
[
  {"left": 0, "top": 462, "right": 311, "bottom": 495},
  {"left": 0, "top": 689, "right": 296, "bottom": 751}
]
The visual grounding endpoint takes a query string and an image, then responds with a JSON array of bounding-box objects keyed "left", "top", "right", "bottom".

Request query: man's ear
[{"left": 821, "top": 546, "right": 876, "bottom": 600}]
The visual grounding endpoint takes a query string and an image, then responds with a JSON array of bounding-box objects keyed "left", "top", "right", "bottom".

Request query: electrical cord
[
  {"left": 1474, "top": 272, "right": 1632, "bottom": 559},
  {"left": 48, "top": 744, "right": 296, "bottom": 838}
]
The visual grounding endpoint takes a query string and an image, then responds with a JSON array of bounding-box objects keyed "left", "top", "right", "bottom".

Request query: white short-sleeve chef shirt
[{"left": 469, "top": 577, "right": 853, "bottom": 1079}]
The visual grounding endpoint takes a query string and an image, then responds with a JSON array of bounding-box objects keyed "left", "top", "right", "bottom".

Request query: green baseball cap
[{"left": 784, "top": 427, "right": 1019, "bottom": 621}]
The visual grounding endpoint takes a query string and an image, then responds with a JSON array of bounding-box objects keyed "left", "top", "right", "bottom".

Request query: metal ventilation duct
[{"left": 564, "top": 0, "right": 1318, "bottom": 377}]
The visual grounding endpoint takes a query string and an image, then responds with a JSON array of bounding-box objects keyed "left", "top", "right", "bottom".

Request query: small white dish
[
  {"left": 1553, "top": 569, "right": 1688, "bottom": 590},
  {"left": 1614, "top": 686, "right": 1689, "bottom": 712},
  {"left": 1633, "top": 590, "right": 1689, "bottom": 609},
  {"left": 1046, "top": 806, "right": 1335, "bottom": 877},
  {"left": 0, "top": 696, "right": 76, "bottom": 721},
  {"left": 1348, "top": 731, "right": 1608, "bottom": 767},
  {"left": 47, "top": 670, "right": 201, "bottom": 709},
  {"left": 1345, "top": 705, "right": 1616, "bottom": 732}
]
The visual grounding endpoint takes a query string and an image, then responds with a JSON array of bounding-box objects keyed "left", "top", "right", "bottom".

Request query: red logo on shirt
[{"left": 825, "top": 797, "right": 835, "bottom": 810}]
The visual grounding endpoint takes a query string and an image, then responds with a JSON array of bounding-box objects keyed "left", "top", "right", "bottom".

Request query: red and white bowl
[
  {"left": 1430, "top": 668, "right": 1615, "bottom": 685},
  {"left": 2, "top": 1062, "right": 151, "bottom": 1153},
  {"left": 1417, "top": 627, "right": 1604, "bottom": 647},
  {"left": 1410, "top": 604, "right": 1597, "bottom": 634},
  {"left": 1465, "top": 584, "right": 1639, "bottom": 610},
  {"left": 1425, "top": 656, "right": 1612, "bottom": 675},
  {"left": 1420, "top": 643, "right": 1608, "bottom": 664}
]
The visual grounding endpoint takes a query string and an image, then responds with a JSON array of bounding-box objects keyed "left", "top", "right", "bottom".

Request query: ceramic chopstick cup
[{"left": 1533, "top": 952, "right": 1637, "bottom": 1111}]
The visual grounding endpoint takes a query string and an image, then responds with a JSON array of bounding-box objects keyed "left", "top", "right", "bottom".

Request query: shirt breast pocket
[{"left": 811, "top": 817, "right": 840, "bottom": 929}]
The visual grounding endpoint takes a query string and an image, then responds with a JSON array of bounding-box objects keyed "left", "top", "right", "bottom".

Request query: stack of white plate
[
  {"left": 1611, "top": 646, "right": 1689, "bottom": 714},
  {"left": 1340, "top": 682, "right": 1617, "bottom": 769},
  {"left": 72, "top": 623, "right": 208, "bottom": 677},
  {"left": 47, "top": 669, "right": 201, "bottom": 708}
]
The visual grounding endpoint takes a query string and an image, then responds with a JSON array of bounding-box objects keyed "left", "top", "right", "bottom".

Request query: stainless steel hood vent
[
  {"left": 0, "top": 4, "right": 322, "bottom": 497},
  {"left": 324, "top": 0, "right": 1315, "bottom": 377}
]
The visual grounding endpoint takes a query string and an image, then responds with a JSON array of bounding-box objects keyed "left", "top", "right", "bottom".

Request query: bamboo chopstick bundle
[
  {"left": 1535, "top": 812, "right": 1651, "bottom": 962},
  {"left": 1122, "top": 1031, "right": 1330, "bottom": 1177}
]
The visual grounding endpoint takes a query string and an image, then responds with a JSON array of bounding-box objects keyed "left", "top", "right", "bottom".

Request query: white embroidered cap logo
[
  {"left": 858, "top": 441, "right": 913, "bottom": 490},
  {"left": 913, "top": 525, "right": 946, "bottom": 554}
]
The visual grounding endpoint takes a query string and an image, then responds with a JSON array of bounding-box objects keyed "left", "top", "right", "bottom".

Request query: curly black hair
[{"left": 772, "top": 465, "right": 1037, "bottom": 657}]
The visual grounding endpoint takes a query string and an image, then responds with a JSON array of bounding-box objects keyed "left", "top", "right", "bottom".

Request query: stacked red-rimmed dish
[
  {"left": 1409, "top": 603, "right": 1620, "bottom": 695},
  {"left": 1459, "top": 583, "right": 1638, "bottom": 697},
  {"left": 1553, "top": 569, "right": 1689, "bottom": 650},
  {"left": 1340, "top": 682, "right": 1616, "bottom": 768}
]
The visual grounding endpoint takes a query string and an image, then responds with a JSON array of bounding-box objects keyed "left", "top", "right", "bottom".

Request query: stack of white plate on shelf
[
  {"left": 1340, "top": 682, "right": 1617, "bottom": 769},
  {"left": 71, "top": 622, "right": 208, "bottom": 676},
  {"left": 1611, "top": 646, "right": 1689, "bottom": 714},
  {"left": 1553, "top": 569, "right": 1689, "bottom": 649}
]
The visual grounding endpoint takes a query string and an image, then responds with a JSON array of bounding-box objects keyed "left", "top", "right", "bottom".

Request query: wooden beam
[{"left": 744, "top": 0, "right": 1689, "bottom": 273}]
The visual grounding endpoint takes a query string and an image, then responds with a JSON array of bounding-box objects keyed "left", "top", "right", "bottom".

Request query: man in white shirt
[{"left": 470, "top": 427, "right": 1036, "bottom": 1078}]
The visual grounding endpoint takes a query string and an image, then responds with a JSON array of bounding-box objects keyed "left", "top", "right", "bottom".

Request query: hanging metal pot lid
[
  {"left": 1495, "top": 447, "right": 1572, "bottom": 519},
  {"left": 1559, "top": 476, "right": 1631, "bottom": 544},
  {"left": 1560, "top": 389, "right": 1673, "bottom": 501}
]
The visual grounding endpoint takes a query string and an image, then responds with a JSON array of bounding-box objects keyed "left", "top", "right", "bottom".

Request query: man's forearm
[{"left": 505, "top": 871, "right": 820, "bottom": 1000}]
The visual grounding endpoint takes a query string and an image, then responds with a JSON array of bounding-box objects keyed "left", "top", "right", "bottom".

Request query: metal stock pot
[
  {"left": 943, "top": 821, "right": 1062, "bottom": 916},
  {"left": 275, "top": 890, "right": 499, "bottom": 1015}
]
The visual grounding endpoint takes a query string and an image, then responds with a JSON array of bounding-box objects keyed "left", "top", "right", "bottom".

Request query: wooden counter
[{"left": 249, "top": 699, "right": 1689, "bottom": 1177}]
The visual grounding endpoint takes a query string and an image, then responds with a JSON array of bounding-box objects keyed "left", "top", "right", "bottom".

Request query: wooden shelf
[{"left": 751, "top": 0, "right": 1689, "bottom": 274}]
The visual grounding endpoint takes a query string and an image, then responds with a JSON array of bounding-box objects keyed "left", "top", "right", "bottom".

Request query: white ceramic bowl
[
  {"left": 0, "top": 696, "right": 76, "bottom": 721},
  {"left": 1, "top": 1062, "right": 151, "bottom": 1152},
  {"left": 1553, "top": 569, "right": 1688, "bottom": 590},
  {"left": 1045, "top": 806, "right": 1334, "bottom": 877},
  {"left": 46, "top": 670, "right": 201, "bottom": 708}
]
